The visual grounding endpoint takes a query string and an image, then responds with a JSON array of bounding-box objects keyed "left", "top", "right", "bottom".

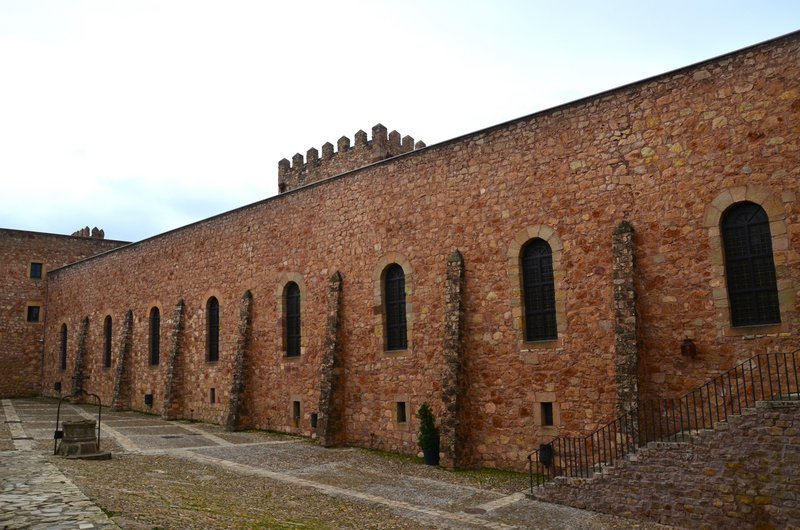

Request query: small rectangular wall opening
[
  {"left": 30, "top": 262, "right": 43, "bottom": 279},
  {"left": 53, "top": 381, "right": 62, "bottom": 392},
  {"left": 209, "top": 387, "right": 216, "bottom": 404},
  {"left": 26, "top": 305, "right": 40, "bottom": 322},
  {"left": 541, "top": 402, "right": 554, "bottom": 426},
  {"left": 396, "top": 401, "right": 407, "bottom": 423},
  {"left": 144, "top": 394, "right": 154, "bottom": 407},
  {"left": 292, "top": 400, "right": 301, "bottom": 426}
]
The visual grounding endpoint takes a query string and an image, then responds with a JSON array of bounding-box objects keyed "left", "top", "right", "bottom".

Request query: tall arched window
[
  {"left": 722, "top": 202, "right": 780, "bottom": 327},
  {"left": 284, "top": 283, "right": 301, "bottom": 357},
  {"left": 149, "top": 307, "right": 160, "bottom": 365},
  {"left": 103, "top": 316, "right": 112, "bottom": 368},
  {"left": 207, "top": 297, "right": 219, "bottom": 362},
  {"left": 60, "top": 324, "right": 68, "bottom": 370},
  {"left": 522, "top": 239, "right": 557, "bottom": 341},
  {"left": 384, "top": 264, "right": 407, "bottom": 350}
]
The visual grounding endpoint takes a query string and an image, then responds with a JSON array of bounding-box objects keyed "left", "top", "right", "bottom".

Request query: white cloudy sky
[{"left": 1, "top": 1, "right": 798, "bottom": 242}]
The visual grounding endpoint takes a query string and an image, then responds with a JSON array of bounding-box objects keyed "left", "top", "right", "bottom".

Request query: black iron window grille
[
  {"left": 26, "top": 305, "right": 40, "bottom": 322},
  {"left": 207, "top": 297, "right": 219, "bottom": 362},
  {"left": 522, "top": 239, "right": 557, "bottom": 341},
  {"left": 30, "top": 262, "right": 43, "bottom": 279},
  {"left": 284, "top": 283, "right": 301, "bottom": 357},
  {"left": 149, "top": 307, "right": 160, "bottom": 365},
  {"left": 384, "top": 264, "right": 407, "bottom": 350},
  {"left": 103, "top": 316, "right": 112, "bottom": 368},
  {"left": 60, "top": 324, "right": 67, "bottom": 370},
  {"left": 722, "top": 202, "right": 780, "bottom": 327}
]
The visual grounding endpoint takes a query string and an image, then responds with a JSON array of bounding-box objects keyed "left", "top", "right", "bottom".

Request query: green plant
[{"left": 416, "top": 402, "right": 439, "bottom": 452}]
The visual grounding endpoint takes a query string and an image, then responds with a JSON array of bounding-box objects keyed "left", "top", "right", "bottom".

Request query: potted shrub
[{"left": 417, "top": 402, "right": 440, "bottom": 466}]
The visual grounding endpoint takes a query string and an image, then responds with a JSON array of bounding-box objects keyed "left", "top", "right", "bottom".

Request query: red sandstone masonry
[
  {"left": 0, "top": 229, "right": 127, "bottom": 397},
  {"left": 39, "top": 33, "right": 799, "bottom": 470}
]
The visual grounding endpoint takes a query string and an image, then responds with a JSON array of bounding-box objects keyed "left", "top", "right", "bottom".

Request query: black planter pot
[{"left": 422, "top": 448, "right": 440, "bottom": 466}]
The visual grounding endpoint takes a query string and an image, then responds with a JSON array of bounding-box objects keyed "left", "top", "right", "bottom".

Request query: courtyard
[{"left": 1, "top": 398, "right": 675, "bottom": 529}]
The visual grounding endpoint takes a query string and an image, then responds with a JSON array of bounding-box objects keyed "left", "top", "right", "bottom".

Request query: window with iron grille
[
  {"left": 60, "top": 324, "right": 67, "bottom": 370},
  {"left": 30, "top": 262, "right": 43, "bottom": 279},
  {"left": 722, "top": 202, "right": 780, "bottom": 327},
  {"left": 26, "top": 305, "right": 40, "bottom": 322},
  {"left": 207, "top": 297, "right": 219, "bottom": 362},
  {"left": 103, "top": 316, "right": 112, "bottom": 368},
  {"left": 149, "top": 307, "right": 160, "bottom": 365},
  {"left": 384, "top": 264, "right": 407, "bottom": 350},
  {"left": 522, "top": 239, "right": 557, "bottom": 341},
  {"left": 284, "top": 283, "right": 301, "bottom": 357}
]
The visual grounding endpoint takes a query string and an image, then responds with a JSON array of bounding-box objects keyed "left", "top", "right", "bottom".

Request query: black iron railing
[{"left": 528, "top": 349, "right": 800, "bottom": 493}]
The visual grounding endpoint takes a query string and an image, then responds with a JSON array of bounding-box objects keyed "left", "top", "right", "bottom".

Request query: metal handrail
[{"left": 528, "top": 348, "right": 800, "bottom": 493}]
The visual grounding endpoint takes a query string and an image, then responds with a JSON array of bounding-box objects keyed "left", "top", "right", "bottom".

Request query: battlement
[
  {"left": 278, "top": 123, "right": 425, "bottom": 193},
  {"left": 71, "top": 226, "right": 105, "bottom": 239}
]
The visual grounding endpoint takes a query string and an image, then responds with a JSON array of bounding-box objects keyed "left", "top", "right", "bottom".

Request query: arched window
[
  {"left": 284, "top": 283, "right": 301, "bottom": 357},
  {"left": 521, "top": 239, "right": 557, "bottom": 341},
  {"left": 103, "top": 316, "right": 112, "bottom": 368},
  {"left": 60, "top": 324, "right": 68, "bottom": 370},
  {"left": 207, "top": 297, "right": 219, "bottom": 362},
  {"left": 149, "top": 307, "right": 160, "bottom": 365},
  {"left": 384, "top": 264, "right": 407, "bottom": 350},
  {"left": 721, "top": 202, "right": 780, "bottom": 327}
]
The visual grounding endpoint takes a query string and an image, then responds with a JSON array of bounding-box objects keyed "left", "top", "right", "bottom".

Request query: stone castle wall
[
  {"left": 0, "top": 229, "right": 127, "bottom": 397},
  {"left": 38, "top": 32, "right": 799, "bottom": 470}
]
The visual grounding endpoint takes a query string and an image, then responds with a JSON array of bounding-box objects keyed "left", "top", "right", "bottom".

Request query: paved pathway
[
  {"left": 1, "top": 399, "right": 118, "bottom": 530},
  {"left": 1, "top": 398, "right": 675, "bottom": 529}
]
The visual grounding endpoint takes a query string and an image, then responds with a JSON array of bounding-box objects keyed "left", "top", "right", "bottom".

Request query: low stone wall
[{"left": 533, "top": 400, "right": 800, "bottom": 529}]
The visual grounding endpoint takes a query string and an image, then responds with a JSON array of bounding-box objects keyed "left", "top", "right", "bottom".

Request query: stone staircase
[{"left": 530, "top": 399, "right": 800, "bottom": 529}]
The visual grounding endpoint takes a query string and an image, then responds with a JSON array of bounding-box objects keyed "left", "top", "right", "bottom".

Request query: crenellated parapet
[
  {"left": 71, "top": 226, "right": 105, "bottom": 239},
  {"left": 278, "top": 123, "right": 426, "bottom": 193}
]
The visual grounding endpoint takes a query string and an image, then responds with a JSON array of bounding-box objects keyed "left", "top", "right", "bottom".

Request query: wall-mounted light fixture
[{"left": 681, "top": 336, "right": 697, "bottom": 358}]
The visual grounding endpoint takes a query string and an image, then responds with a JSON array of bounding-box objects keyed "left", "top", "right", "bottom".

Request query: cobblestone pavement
[
  {"left": 1, "top": 398, "right": 680, "bottom": 529},
  {"left": 1, "top": 399, "right": 118, "bottom": 530}
]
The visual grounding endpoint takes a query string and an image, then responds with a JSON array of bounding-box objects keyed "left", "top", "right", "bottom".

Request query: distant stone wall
[
  {"left": 0, "top": 229, "right": 127, "bottom": 398},
  {"left": 533, "top": 401, "right": 800, "bottom": 529}
]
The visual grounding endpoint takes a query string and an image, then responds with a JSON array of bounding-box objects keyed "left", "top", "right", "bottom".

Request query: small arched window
[
  {"left": 60, "top": 324, "right": 68, "bottom": 370},
  {"left": 521, "top": 239, "right": 557, "bottom": 341},
  {"left": 721, "top": 201, "right": 780, "bottom": 327},
  {"left": 207, "top": 297, "right": 219, "bottom": 362},
  {"left": 149, "top": 307, "right": 160, "bottom": 366},
  {"left": 384, "top": 264, "right": 407, "bottom": 350},
  {"left": 284, "top": 283, "right": 301, "bottom": 357},
  {"left": 103, "top": 316, "right": 112, "bottom": 368}
]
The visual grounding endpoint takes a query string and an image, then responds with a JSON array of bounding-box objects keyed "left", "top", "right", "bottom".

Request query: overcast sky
[{"left": 1, "top": 1, "right": 798, "bottom": 242}]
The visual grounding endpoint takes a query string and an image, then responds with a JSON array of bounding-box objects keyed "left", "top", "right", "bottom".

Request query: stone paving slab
[
  {"left": 0, "top": 452, "right": 119, "bottom": 530},
  {"left": 124, "top": 433, "right": 219, "bottom": 450},
  {"left": 101, "top": 419, "right": 172, "bottom": 427},
  {"left": 193, "top": 442, "right": 368, "bottom": 472},
  {"left": 112, "top": 425, "right": 200, "bottom": 435}
]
